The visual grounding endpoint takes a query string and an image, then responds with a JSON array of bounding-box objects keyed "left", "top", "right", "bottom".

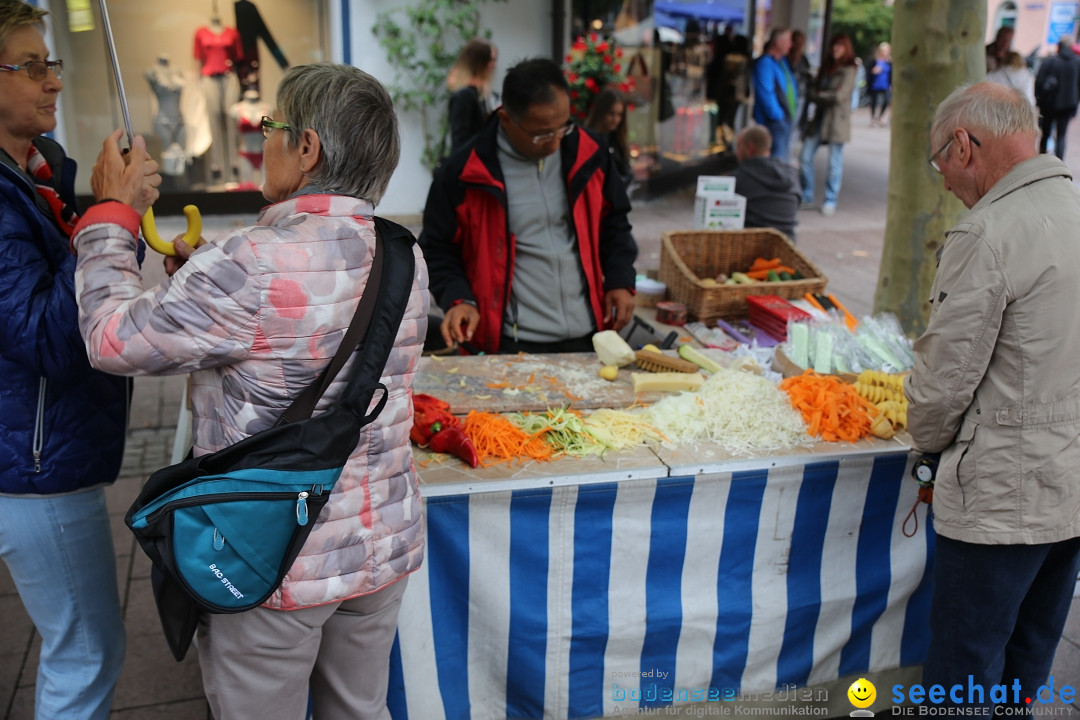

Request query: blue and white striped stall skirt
[{"left": 388, "top": 452, "right": 933, "bottom": 720}]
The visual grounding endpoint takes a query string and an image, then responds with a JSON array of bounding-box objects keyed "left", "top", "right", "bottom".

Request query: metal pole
[{"left": 98, "top": 0, "right": 134, "bottom": 149}]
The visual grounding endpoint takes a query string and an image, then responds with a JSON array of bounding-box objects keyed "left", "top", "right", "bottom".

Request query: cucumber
[
  {"left": 788, "top": 322, "right": 810, "bottom": 369},
  {"left": 813, "top": 331, "right": 833, "bottom": 374},
  {"left": 767, "top": 269, "right": 780, "bottom": 282},
  {"left": 678, "top": 344, "right": 723, "bottom": 373},
  {"left": 779, "top": 271, "right": 793, "bottom": 281}
]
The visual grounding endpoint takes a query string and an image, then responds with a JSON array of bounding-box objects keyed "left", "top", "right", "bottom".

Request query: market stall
[
  {"left": 383, "top": 227, "right": 931, "bottom": 718},
  {"left": 385, "top": 348, "right": 934, "bottom": 720}
]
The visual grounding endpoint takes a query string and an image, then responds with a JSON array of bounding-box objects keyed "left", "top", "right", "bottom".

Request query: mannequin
[
  {"left": 193, "top": 9, "right": 242, "bottom": 184},
  {"left": 145, "top": 54, "right": 188, "bottom": 177},
  {"left": 230, "top": 89, "right": 270, "bottom": 189}
]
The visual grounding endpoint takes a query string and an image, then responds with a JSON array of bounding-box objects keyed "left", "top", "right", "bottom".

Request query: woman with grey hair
[{"left": 72, "top": 62, "right": 428, "bottom": 719}]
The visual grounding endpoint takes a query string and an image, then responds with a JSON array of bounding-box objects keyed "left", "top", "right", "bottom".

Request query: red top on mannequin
[{"left": 193, "top": 22, "right": 242, "bottom": 76}]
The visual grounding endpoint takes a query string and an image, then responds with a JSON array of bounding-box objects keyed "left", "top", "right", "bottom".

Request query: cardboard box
[
  {"left": 694, "top": 193, "right": 746, "bottom": 230},
  {"left": 696, "top": 175, "right": 736, "bottom": 196}
]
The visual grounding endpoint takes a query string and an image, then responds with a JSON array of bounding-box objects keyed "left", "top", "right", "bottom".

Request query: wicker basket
[{"left": 658, "top": 229, "right": 828, "bottom": 321}]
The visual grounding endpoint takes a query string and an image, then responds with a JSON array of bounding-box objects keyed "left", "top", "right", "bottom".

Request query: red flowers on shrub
[{"left": 563, "top": 34, "right": 634, "bottom": 120}]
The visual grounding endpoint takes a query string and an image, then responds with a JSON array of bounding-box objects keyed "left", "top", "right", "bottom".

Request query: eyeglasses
[
  {"left": 261, "top": 116, "right": 291, "bottom": 139},
  {"left": 929, "top": 131, "right": 982, "bottom": 173},
  {"left": 0, "top": 59, "right": 63, "bottom": 81},
  {"left": 512, "top": 116, "right": 576, "bottom": 145}
]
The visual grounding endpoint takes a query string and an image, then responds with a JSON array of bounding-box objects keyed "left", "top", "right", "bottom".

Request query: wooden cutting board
[{"left": 414, "top": 352, "right": 668, "bottom": 413}]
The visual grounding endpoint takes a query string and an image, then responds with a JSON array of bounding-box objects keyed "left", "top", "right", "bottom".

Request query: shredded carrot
[
  {"left": 462, "top": 410, "right": 554, "bottom": 466},
  {"left": 486, "top": 381, "right": 511, "bottom": 389},
  {"left": 527, "top": 372, "right": 535, "bottom": 384},
  {"left": 780, "top": 371, "right": 879, "bottom": 442}
]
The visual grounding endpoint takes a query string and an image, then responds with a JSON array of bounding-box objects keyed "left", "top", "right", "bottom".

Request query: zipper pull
[
  {"left": 296, "top": 491, "right": 310, "bottom": 526},
  {"left": 33, "top": 451, "right": 41, "bottom": 473},
  {"left": 213, "top": 528, "right": 225, "bottom": 551}
]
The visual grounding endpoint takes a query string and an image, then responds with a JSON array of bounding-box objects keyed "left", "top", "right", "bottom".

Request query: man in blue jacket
[
  {"left": 0, "top": 2, "right": 158, "bottom": 716},
  {"left": 752, "top": 28, "right": 798, "bottom": 161}
]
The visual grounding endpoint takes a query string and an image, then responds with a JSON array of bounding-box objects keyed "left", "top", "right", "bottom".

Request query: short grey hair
[
  {"left": 0, "top": 0, "right": 47, "bottom": 56},
  {"left": 931, "top": 81, "right": 1038, "bottom": 147},
  {"left": 276, "top": 63, "right": 400, "bottom": 205}
]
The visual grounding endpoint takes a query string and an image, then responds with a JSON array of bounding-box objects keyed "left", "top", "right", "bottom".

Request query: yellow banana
[{"left": 141, "top": 205, "right": 202, "bottom": 256}]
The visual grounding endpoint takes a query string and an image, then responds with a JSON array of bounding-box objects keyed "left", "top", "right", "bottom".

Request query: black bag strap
[
  {"left": 276, "top": 216, "right": 415, "bottom": 425},
  {"left": 340, "top": 217, "right": 416, "bottom": 411}
]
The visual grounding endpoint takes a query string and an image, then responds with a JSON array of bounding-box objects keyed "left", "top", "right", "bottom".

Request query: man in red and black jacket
[{"left": 419, "top": 57, "right": 638, "bottom": 355}]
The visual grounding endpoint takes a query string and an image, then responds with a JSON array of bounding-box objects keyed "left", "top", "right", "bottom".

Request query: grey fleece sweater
[{"left": 497, "top": 127, "right": 594, "bottom": 343}]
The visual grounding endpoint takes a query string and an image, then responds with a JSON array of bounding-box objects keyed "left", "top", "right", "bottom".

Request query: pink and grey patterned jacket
[{"left": 72, "top": 194, "right": 427, "bottom": 610}]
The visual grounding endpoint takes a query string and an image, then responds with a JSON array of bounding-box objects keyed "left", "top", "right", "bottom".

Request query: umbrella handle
[{"left": 141, "top": 205, "right": 202, "bottom": 256}]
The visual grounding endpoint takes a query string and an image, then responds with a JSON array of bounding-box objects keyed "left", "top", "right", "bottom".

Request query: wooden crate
[{"left": 657, "top": 229, "right": 828, "bottom": 321}]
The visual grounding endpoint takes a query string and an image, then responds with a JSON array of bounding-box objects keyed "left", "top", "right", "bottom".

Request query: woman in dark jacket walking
[{"left": 0, "top": 1, "right": 159, "bottom": 717}]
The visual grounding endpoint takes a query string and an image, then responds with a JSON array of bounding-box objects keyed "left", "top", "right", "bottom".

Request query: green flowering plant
[{"left": 564, "top": 33, "right": 635, "bottom": 121}]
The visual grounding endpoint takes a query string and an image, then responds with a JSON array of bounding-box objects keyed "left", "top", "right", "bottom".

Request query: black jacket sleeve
[{"left": 418, "top": 162, "right": 475, "bottom": 311}]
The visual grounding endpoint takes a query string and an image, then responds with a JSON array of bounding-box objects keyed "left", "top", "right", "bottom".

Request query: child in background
[{"left": 869, "top": 42, "right": 892, "bottom": 127}]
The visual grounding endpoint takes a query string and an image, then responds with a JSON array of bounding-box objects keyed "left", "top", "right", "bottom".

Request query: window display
[
  {"left": 48, "top": 0, "right": 326, "bottom": 198},
  {"left": 574, "top": 0, "right": 747, "bottom": 192}
]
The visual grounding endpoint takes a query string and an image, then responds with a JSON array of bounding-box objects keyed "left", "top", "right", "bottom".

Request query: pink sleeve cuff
[{"left": 72, "top": 202, "right": 142, "bottom": 249}]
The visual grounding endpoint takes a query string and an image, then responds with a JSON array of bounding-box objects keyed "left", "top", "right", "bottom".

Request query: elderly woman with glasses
[
  {"left": 0, "top": 2, "right": 160, "bottom": 717},
  {"left": 72, "top": 62, "right": 428, "bottom": 719}
]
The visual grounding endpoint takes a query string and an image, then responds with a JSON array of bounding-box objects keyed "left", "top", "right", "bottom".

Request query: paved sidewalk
[{"left": 2, "top": 107, "right": 1078, "bottom": 718}]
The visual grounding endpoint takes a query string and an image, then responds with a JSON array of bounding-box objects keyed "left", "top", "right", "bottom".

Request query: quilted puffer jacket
[
  {"left": 73, "top": 195, "right": 427, "bottom": 609},
  {"left": 0, "top": 138, "right": 128, "bottom": 496}
]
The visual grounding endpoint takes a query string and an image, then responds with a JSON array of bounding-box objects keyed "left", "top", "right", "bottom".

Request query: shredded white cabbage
[{"left": 645, "top": 367, "right": 808, "bottom": 454}]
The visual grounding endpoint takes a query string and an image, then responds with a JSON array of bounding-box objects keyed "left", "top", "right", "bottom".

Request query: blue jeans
[
  {"left": 0, "top": 488, "right": 125, "bottom": 720},
  {"left": 799, "top": 133, "right": 845, "bottom": 207},
  {"left": 764, "top": 118, "right": 792, "bottom": 162},
  {"left": 922, "top": 534, "right": 1080, "bottom": 715}
]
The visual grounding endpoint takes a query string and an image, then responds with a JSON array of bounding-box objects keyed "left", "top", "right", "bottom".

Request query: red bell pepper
[
  {"left": 428, "top": 425, "right": 480, "bottom": 467},
  {"left": 411, "top": 393, "right": 479, "bottom": 467}
]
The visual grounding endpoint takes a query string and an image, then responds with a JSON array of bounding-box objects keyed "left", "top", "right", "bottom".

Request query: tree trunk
[{"left": 873, "top": 0, "right": 986, "bottom": 335}]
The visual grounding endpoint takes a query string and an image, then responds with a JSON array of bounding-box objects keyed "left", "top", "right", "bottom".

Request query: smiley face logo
[{"left": 847, "top": 677, "right": 876, "bottom": 709}]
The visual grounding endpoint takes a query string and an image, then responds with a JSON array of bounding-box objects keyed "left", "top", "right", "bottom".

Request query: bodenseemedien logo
[{"left": 848, "top": 678, "right": 877, "bottom": 717}]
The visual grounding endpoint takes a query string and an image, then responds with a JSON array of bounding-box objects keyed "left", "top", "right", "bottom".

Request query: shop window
[
  {"left": 571, "top": 0, "right": 747, "bottom": 190},
  {"left": 48, "top": 0, "right": 328, "bottom": 197}
]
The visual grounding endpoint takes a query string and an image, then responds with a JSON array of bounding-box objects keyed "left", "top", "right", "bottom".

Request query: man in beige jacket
[{"left": 908, "top": 82, "right": 1080, "bottom": 712}]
